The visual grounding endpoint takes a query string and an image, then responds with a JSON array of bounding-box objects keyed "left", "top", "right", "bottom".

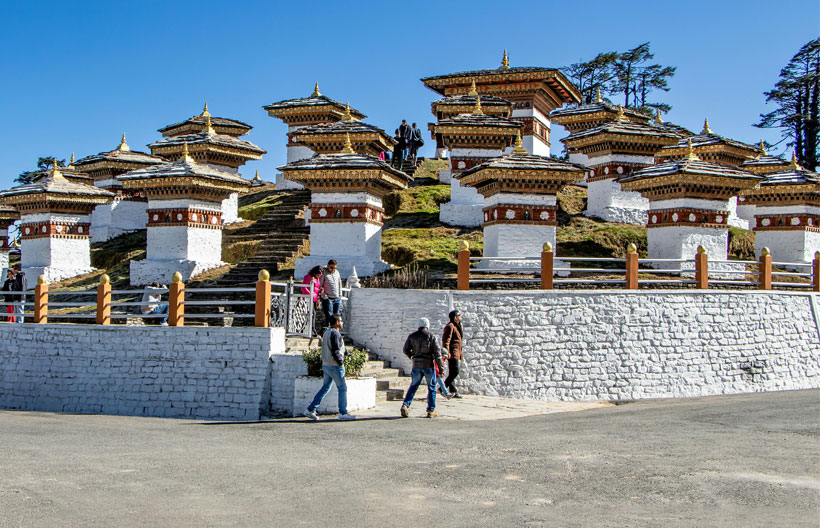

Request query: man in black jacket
[
  {"left": 400, "top": 317, "right": 444, "bottom": 418},
  {"left": 2, "top": 269, "right": 15, "bottom": 322},
  {"left": 12, "top": 267, "right": 26, "bottom": 323}
]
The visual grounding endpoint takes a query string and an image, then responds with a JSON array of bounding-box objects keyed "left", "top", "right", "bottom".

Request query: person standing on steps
[
  {"left": 408, "top": 123, "right": 424, "bottom": 164},
  {"left": 304, "top": 315, "right": 356, "bottom": 421},
  {"left": 398, "top": 120, "right": 411, "bottom": 162},
  {"left": 442, "top": 310, "right": 464, "bottom": 398},
  {"left": 392, "top": 129, "right": 405, "bottom": 169},
  {"left": 301, "top": 265, "right": 324, "bottom": 335},
  {"left": 320, "top": 259, "right": 342, "bottom": 326},
  {"left": 12, "top": 266, "right": 26, "bottom": 324},
  {"left": 400, "top": 317, "right": 444, "bottom": 418}
]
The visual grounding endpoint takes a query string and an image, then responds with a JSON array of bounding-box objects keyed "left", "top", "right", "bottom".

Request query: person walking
[
  {"left": 442, "top": 309, "right": 464, "bottom": 398},
  {"left": 12, "top": 267, "right": 26, "bottom": 324},
  {"left": 400, "top": 317, "right": 444, "bottom": 418},
  {"left": 319, "top": 259, "right": 342, "bottom": 325},
  {"left": 2, "top": 269, "right": 15, "bottom": 322},
  {"left": 392, "top": 129, "right": 405, "bottom": 169},
  {"left": 301, "top": 265, "right": 323, "bottom": 335},
  {"left": 408, "top": 123, "right": 424, "bottom": 163},
  {"left": 304, "top": 315, "right": 356, "bottom": 421}
]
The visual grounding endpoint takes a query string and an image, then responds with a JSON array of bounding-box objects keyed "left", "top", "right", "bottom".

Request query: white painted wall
[
  {"left": 131, "top": 225, "right": 225, "bottom": 285},
  {"left": 21, "top": 237, "right": 94, "bottom": 283},
  {"left": 484, "top": 224, "right": 556, "bottom": 262},
  {"left": 292, "top": 376, "right": 376, "bottom": 415},
  {"left": 647, "top": 226, "right": 728, "bottom": 261},
  {"left": 91, "top": 198, "right": 148, "bottom": 243},
  {"left": 755, "top": 230, "right": 820, "bottom": 268},
  {"left": 348, "top": 289, "right": 820, "bottom": 400},
  {"left": 313, "top": 192, "right": 383, "bottom": 207},
  {"left": 440, "top": 177, "right": 484, "bottom": 227},
  {"left": 221, "top": 193, "right": 242, "bottom": 225},
  {"left": 295, "top": 221, "right": 389, "bottom": 278},
  {"left": 585, "top": 178, "right": 649, "bottom": 225}
]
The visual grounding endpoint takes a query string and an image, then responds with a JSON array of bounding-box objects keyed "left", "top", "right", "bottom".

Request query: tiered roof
[
  {"left": 263, "top": 83, "right": 366, "bottom": 125},
  {"left": 289, "top": 105, "right": 395, "bottom": 156},
  {"left": 740, "top": 143, "right": 791, "bottom": 175},
  {"left": 430, "top": 98, "right": 522, "bottom": 150},
  {"left": 741, "top": 157, "right": 820, "bottom": 206},
  {"left": 74, "top": 135, "right": 165, "bottom": 186},
  {"left": 561, "top": 110, "right": 683, "bottom": 157},
  {"left": 159, "top": 104, "right": 252, "bottom": 138},
  {"left": 657, "top": 119, "right": 761, "bottom": 166},
  {"left": 550, "top": 93, "right": 651, "bottom": 132},
  {"left": 0, "top": 163, "right": 114, "bottom": 213},
  {"left": 431, "top": 81, "right": 514, "bottom": 120}
]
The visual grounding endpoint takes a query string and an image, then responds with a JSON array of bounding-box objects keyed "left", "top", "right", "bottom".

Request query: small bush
[
  {"left": 302, "top": 347, "right": 369, "bottom": 378},
  {"left": 383, "top": 192, "right": 404, "bottom": 216},
  {"left": 362, "top": 262, "right": 430, "bottom": 289}
]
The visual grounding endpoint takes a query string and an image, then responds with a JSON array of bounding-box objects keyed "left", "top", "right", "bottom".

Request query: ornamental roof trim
[
  {"left": 277, "top": 152, "right": 410, "bottom": 179},
  {"left": 741, "top": 154, "right": 790, "bottom": 168},
  {"left": 759, "top": 168, "right": 820, "bottom": 186},
  {"left": 158, "top": 115, "right": 252, "bottom": 137},
  {"left": 119, "top": 158, "right": 252, "bottom": 186},
  {"left": 619, "top": 158, "right": 763, "bottom": 183},
  {"left": 550, "top": 101, "right": 650, "bottom": 120},
  {"left": 0, "top": 172, "right": 115, "bottom": 200},
  {"left": 434, "top": 112, "right": 522, "bottom": 129},
  {"left": 659, "top": 132, "right": 761, "bottom": 154},
  {"left": 433, "top": 94, "right": 513, "bottom": 107},
  {"left": 458, "top": 152, "right": 587, "bottom": 179},
  {"left": 562, "top": 120, "right": 683, "bottom": 142},
  {"left": 74, "top": 147, "right": 165, "bottom": 167},
  {"left": 148, "top": 131, "right": 266, "bottom": 155},
  {"left": 263, "top": 95, "right": 367, "bottom": 118},
  {"left": 289, "top": 120, "right": 396, "bottom": 144}
]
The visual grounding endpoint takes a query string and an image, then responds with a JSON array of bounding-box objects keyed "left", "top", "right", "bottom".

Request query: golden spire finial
[
  {"left": 312, "top": 82, "right": 321, "bottom": 97},
  {"left": 180, "top": 142, "right": 194, "bottom": 163},
  {"left": 513, "top": 131, "right": 527, "bottom": 154},
  {"left": 69, "top": 152, "right": 75, "bottom": 168},
  {"left": 202, "top": 102, "right": 210, "bottom": 117},
  {"left": 500, "top": 49, "right": 510, "bottom": 70},
  {"left": 51, "top": 158, "right": 64, "bottom": 179},
  {"left": 118, "top": 133, "right": 130, "bottom": 152},
  {"left": 790, "top": 150, "right": 800, "bottom": 169},
  {"left": 253, "top": 170, "right": 261, "bottom": 181},
  {"left": 701, "top": 117, "right": 712, "bottom": 134},
  {"left": 341, "top": 102, "right": 355, "bottom": 122},
  {"left": 341, "top": 133, "right": 355, "bottom": 154},
  {"left": 468, "top": 80, "right": 478, "bottom": 96},
  {"left": 596, "top": 87, "right": 602, "bottom": 103},
  {"left": 204, "top": 114, "right": 216, "bottom": 135},
  {"left": 616, "top": 105, "right": 626, "bottom": 121},
  {"left": 472, "top": 95, "right": 484, "bottom": 115},
  {"left": 685, "top": 139, "right": 700, "bottom": 161},
  {"left": 655, "top": 108, "right": 663, "bottom": 124}
]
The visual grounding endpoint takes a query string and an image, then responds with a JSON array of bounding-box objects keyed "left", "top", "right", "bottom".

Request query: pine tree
[
  {"left": 755, "top": 38, "right": 820, "bottom": 170},
  {"left": 16, "top": 157, "right": 65, "bottom": 185}
]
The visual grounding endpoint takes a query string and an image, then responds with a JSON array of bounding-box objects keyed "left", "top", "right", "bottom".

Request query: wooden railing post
[
  {"left": 758, "top": 248, "right": 772, "bottom": 290},
  {"left": 541, "top": 242, "right": 554, "bottom": 290},
  {"left": 813, "top": 251, "right": 820, "bottom": 293},
  {"left": 34, "top": 274, "right": 48, "bottom": 324},
  {"left": 695, "top": 246, "right": 709, "bottom": 289},
  {"left": 97, "top": 274, "right": 111, "bottom": 325},
  {"left": 168, "top": 271, "right": 185, "bottom": 327},
  {"left": 625, "top": 243, "right": 638, "bottom": 290},
  {"left": 255, "top": 269, "right": 272, "bottom": 328},
  {"left": 457, "top": 241, "right": 470, "bottom": 291}
]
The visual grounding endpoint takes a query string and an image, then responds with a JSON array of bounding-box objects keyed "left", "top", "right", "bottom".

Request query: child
[{"left": 435, "top": 357, "right": 453, "bottom": 399}]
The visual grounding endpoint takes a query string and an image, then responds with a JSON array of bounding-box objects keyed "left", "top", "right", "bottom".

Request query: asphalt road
[{"left": 1, "top": 390, "right": 819, "bottom": 527}]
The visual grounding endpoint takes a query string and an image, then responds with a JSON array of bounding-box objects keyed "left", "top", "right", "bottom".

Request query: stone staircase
[
  {"left": 284, "top": 336, "right": 410, "bottom": 402},
  {"left": 397, "top": 157, "right": 422, "bottom": 177}
]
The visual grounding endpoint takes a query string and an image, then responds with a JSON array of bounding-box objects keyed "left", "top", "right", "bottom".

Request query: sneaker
[
  {"left": 160, "top": 322, "right": 168, "bottom": 327},
  {"left": 338, "top": 413, "right": 356, "bottom": 421},
  {"left": 452, "top": 393, "right": 463, "bottom": 399},
  {"left": 427, "top": 411, "right": 439, "bottom": 418},
  {"left": 400, "top": 404, "right": 409, "bottom": 418},
  {"left": 444, "top": 393, "right": 453, "bottom": 400},
  {"left": 303, "top": 409, "right": 318, "bottom": 421}
]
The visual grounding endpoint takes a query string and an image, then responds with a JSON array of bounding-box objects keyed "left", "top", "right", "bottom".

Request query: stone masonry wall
[
  {"left": 349, "top": 289, "right": 820, "bottom": 401},
  {"left": 0, "top": 325, "right": 285, "bottom": 420}
]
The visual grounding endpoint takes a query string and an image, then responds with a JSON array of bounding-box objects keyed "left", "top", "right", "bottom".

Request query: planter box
[{"left": 292, "top": 376, "right": 376, "bottom": 416}]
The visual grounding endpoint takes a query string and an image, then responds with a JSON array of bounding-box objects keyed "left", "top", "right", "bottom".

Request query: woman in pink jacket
[{"left": 302, "top": 266, "right": 324, "bottom": 335}]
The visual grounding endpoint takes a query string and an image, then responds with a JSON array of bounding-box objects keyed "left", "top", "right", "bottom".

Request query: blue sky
[{"left": 0, "top": 0, "right": 817, "bottom": 188}]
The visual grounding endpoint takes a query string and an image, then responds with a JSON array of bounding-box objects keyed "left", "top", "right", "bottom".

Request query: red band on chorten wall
[
  {"left": 755, "top": 213, "right": 820, "bottom": 232},
  {"left": 147, "top": 208, "right": 223, "bottom": 229},
  {"left": 647, "top": 208, "right": 729, "bottom": 229},
  {"left": 310, "top": 203, "right": 384, "bottom": 225},
  {"left": 483, "top": 204, "right": 557, "bottom": 227},
  {"left": 20, "top": 221, "right": 91, "bottom": 239}
]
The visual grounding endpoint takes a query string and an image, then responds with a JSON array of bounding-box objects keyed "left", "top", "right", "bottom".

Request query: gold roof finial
[
  {"left": 616, "top": 105, "right": 626, "bottom": 121},
  {"left": 69, "top": 152, "right": 75, "bottom": 168},
  {"left": 500, "top": 49, "right": 510, "bottom": 70},
  {"left": 253, "top": 170, "right": 261, "bottom": 181},
  {"left": 685, "top": 139, "right": 700, "bottom": 160},
  {"left": 201, "top": 102, "right": 210, "bottom": 117},
  {"left": 790, "top": 150, "right": 800, "bottom": 169},
  {"left": 51, "top": 158, "right": 64, "bottom": 179},
  {"left": 204, "top": 114, "right": 216, "bottom": 135},
  {"left": 341, "top": 133, "right": 355, "bottom": 154},
  {"left": 118, "top": 133, "right": 130, "bottom": 152},
  {"left": 468, "top": 80, "right": 478, "bottom": 96},
  {"left": 473, "top": 95, "right": 484, "bottom": 115},
  {"left": 513, "top": 131, "right": 527, "bottom": 154},
  {"left": 596, "top": 87, "right": 602, "bottom": 103},
  {"left": 758, "top": 140, "right": 767, "bottom": 156},
  {"left": 655, "top": 108, "right": 663, "bottom": 124},
  {"left": 341, "top": 102, "right": 356, "bottom": 122},
  {"left": 180, "top": 142, "right": 194, "bottom": 163},
  {"left": 312, "top": 82, "right": 321, "bottom": 97},
  {"left": 701, "top": 117, "right": 712, "bottom": 134}
]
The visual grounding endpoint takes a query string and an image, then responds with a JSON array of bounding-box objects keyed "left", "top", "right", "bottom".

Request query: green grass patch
[
  {"left": 237, "top": 194, "right": 287, "bottom": 222},
  {"left": 557, "top": 217, "right": 647, "bottom": 258},
  {"left": 382, "top": 227, "right": 482, "bottom": 272},
  {"left": 412, "top": 158, "right": 449, "bottom": 182},
  {"left": 222, "top": 240, "right": 261, "bottom": 264},
  {"left": 384, "top": 184, "right": 450, "bottom": 216}
]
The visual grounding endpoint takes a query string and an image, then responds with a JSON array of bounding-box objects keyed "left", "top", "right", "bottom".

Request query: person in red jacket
[{"left": 441, "top": 310, "right": 464, "bottom": 398}]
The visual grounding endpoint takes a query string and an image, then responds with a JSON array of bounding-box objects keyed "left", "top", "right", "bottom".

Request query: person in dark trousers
[
  {"left": 392, "top": 129, "right": 405, "bottom": 169},
  {"left": 319, "top": 259, "right": 342, "bottom": 326},
  {"left": 303, "top": 315, "right": 356, "bottom": 421},
  {"left": 408, "top": 123, "right": 423, "bottom": 163},
  {"left": 442, "top": 310, "right": 464, "bottom": 398},
  {"left": 400, "top": 317, "right": 444, "bottom": 418},
  {"left": 12, "top": 267, "right": 26, "bottom": 323},
  {"left": 398, "top": 120, "right": 411, "bottom": 162},
  {"left": 2, "top": 269, "right": 15, "bottom": 322}
]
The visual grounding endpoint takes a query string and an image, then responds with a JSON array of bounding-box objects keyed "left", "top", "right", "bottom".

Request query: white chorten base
[
  {"left": 755, "top": 230, "right": 820, "bottom": 270},
  {"left": 478, "top": 224, "right": 568, "bottom": 275},
  {"left": 726, "top": 197, "right": 749, "bottom": 230},
  {"left": 129, "top": 259, "right": 226, "bottom": 286},
  {"left": 221, "top": 193, "right": 243, "bottom": 225},
  {"left": 21, "top": 236, "right": 95, "bottom": 283},
  {"left": 585, "top": 178, "right": 648, "bottom": 225},
  {"left": 24, "top": 266, "right": 97, "bottom": 284},
  {"left": 439, "top": 169, "right": 452, "bottom": 184},
  {"left": 736, "top": 203, "right": 756, "bottom": 226},
  {"left": 90, "top": 198, "right": 147, "bottom": 243},
  {"left": 294, "top": 256, "right": 389, "bottom": 280},
  {"left": 299, "top": 221, "right": 388, "bottom": 279},
  {"left": 522, "top": 135, "right": 550, "bottom": 157},
  {"left": 440, "top": 179, "right": 484, "bottom": 227},
  {"left": 434, "top": 147, "right": 447, "bottom": 159},
  {"left": 647, "top": 226, "right": 744, "bottom": 278},
  {"left": 276, "top": 173, "right": 304, "bottom": 190}
]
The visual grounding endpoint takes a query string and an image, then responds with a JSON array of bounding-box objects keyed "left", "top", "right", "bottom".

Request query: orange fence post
[
  {"left": 97, "top": 274, "right": 111, "bottom": 325},
  {"left": 625, "top": 243, "right": 638, "bottom": 289},
  {"left": 695, "top": 246, "right": 709, "bottom": 289},
  {"left": 541, "top": 242, "right": 554, "bottom": 290},
  {"left": 34, "top": 275, "right": 48, "bottom": 324},
  {"left": 813, "top": 251, "right": 820, "bottom": 293},
  {"left": 758, "top": 248, "right": 772, "bottom": 290},
  {"left": 457, "top": 241, "right": 470, "bottom": 291},
  {"left": 255, "top": 269, "right": 272, "bottom": 328},
  {"left": 168, "top": 272, "right": 185, "bottom": 327}
]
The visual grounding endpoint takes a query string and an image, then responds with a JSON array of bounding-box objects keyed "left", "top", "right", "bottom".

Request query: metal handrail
[
  {"left": 181, "top": 300, "right": 256, "bottom": 306},
  {"left": 469, "top": 256, "right": 539, "bottom": 262},
  {"left": 771, "top": 261, "right": 813, "bottom": 268},
  {"left": 553, "top": 268, "right": 628, "bottom": 273}
]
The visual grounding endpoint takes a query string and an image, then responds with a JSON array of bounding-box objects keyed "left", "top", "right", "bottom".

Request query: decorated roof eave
[
  {"left": 660, "top": 136, "right": 761, "bottom": 156},
  {"left": 431, "top": 125, "right": 522, "bottom": 135},
  {"left": 550, "top": 107, "right": 650, "bottom": 123},
  {"left": 618, "top": 172, "right": 762, "bottom": 192},
  {"left": 150, "top": 143, "right": 266, "bottom": 160},
  {"left": 458, "top": 169, "right": 586, "bottom": 189},
  {"left": 421, "top": 69, "right": 581, "bottom": 103},
  {"left": 158, "top": 118, "right": 251, "bottom": 136},
  {"left": 263, "top": 101, "right": 366, "bottom": 119},
  {"left": 0, "top": 192, "right": 113, "bottom": 207},
  {"left": 120, "top": 175, "right": 251, "bottom": 193},
  {"left": 290, "top": 129, "right": 396, "bottom": 144},
  {"left": 279, "top": 167, "right": 410, "bottom": 189}
]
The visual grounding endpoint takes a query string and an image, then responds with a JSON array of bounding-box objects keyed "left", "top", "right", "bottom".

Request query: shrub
[
  {"left": 302, "top": 347, "right": 369, "bottom": 378},
  {"left": 383, "top": 192, "right": 404, "bottom": 216}
]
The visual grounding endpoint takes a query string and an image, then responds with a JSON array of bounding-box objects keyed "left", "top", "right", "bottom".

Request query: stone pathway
[{"left": 354, "top": 394, "right": 612, "bottom": 421}]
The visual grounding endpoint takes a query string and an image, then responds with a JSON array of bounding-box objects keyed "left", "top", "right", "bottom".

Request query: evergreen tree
[
  {"left": 561, "top": 51, "right": 618, "bottom": 103},
  {"left": 755, "top": 38, "right": 820, "bottom": 170},
  {"left": 16, "top": 157, "right": 65, "bottom": 185}
]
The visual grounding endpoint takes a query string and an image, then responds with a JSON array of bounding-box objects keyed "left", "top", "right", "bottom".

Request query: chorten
[
  {"left": 458, "top": 134, "right": 586, "bottom": 267},
  {"left": 550, "top": 89, "right": 652, "bottom": 133},
  {"left": 73, "top": 134, "right": 165, "bottom": 242},
  {"left": 422, "top": 50, "right": 581, "bottom": 156},
  {"left": 0, "top": 205, "right": 20, "bottom": 271},
  {"left": 430, "top": 97, "right": 522, "bottom": 226},
  {"left": 0, "top": 161, "right": 114, "bottom": 282},
  {"left": 736, "top": 142, "right": 792, "bottom": 225},
  {"left": 657, "top": 119, "right": 761, "bottom": 166},
  {"left": 149, "top": 105, "right": 264, "bottom": 224},
  {"left": 120, "top": 145, "right": 252, "bottom": 285},
  {"left": 264, "top": 83, "right": 366, "bottom": 189},
  {"left": 619, "top": 142, "right": 762, "bottom": 269},
  {"left": 289, "top": 104, "right": 395, "bottom": 157},
  {"left": 278, "top": 134, "right": 412, "bottom": 278},
  {"left": 561, "top": 106, "right": 683, "bottom": 224},
  {"left": 742, "top": 155, "right": 820, "bottom": 268}
]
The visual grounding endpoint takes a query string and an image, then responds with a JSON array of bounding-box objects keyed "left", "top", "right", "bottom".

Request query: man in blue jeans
[
  {"left": 400, "top": 318, "right": 444, "bottom": 418},
  {"left": 304, "top": 315, "right": 356, "bottom": 421}
]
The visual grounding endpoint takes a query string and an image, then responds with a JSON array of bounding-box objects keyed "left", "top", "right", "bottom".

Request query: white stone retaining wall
[
  {"left": 0, "top": 325, "right": 286, "bottom": 420},
  {"left": 292, "top": 376, "right": 376, "bottom": 415},
  {"left": 349, "top": 289, "right": 820, "bottom": 401},
  {"left": 268, "top": 352, "right": 308, "bottom": 413}
]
